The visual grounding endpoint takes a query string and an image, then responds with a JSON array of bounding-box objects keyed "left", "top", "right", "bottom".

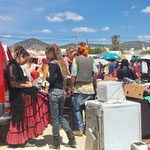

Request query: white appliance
[
  {"left": 85, "top": 100, "right": 141, "bottom": 150},
  {"left": 131, "top": 142, "right": 148, "bottom": 150},
  {"left": 97, "top": 81, "right": 126, "bottom": 103}
]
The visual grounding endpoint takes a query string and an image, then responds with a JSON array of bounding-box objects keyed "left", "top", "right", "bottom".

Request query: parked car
[{"left": 0, "top": 41, "right": 12, "bottom": 142}]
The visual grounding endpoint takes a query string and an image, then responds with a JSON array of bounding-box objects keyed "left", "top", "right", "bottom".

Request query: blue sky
[{"left": 0, "top": 0, "right": 150, "bottom": 46}]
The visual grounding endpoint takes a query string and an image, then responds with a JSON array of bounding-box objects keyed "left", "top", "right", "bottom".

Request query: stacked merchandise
[{"left": 85, "top": 81, "right": 143, "bottom": 150}]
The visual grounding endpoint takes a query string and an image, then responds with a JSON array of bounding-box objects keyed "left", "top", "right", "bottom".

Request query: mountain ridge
[{"left": 9, "top": 38, "right": 150, "bottom": 51}]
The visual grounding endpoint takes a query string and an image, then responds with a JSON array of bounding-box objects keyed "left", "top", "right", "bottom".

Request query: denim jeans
[
  {"left": 49, "top": 88, "right": 71, "bottom": 137},
  {"left": 72, "top": 93, "right": 94, "bottom": 131}
]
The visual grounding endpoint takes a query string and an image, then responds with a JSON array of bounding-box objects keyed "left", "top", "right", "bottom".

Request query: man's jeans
[
  {"left": 49, "top": 88, "right": 71, "bottom": 137},
  {"left": 72, "top": 93, "right": 94, "bottom": 131}
]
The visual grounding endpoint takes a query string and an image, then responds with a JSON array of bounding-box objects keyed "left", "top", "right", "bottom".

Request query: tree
[
  {"left": 111, "top": 35, "right": 120, "bottom": 51},
  {"left": 88, "top": 47, "right": 106, "bottom": 54}
]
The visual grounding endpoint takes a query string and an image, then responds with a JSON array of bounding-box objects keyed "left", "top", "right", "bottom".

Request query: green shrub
[{"left": 88, "top": 48, "right": 106, "bottom": 54}]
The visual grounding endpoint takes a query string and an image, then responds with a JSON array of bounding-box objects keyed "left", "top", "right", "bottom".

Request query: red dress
[
  {"left": 6, "top": 92, "right": 51, "bottom": 145},
  {"left": 6, "top": 59, "right": 51, "bottom": 145}
]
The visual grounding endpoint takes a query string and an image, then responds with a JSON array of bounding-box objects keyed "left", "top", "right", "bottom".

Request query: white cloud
[
  {"left": 46, "top": 11, "right": 83, "bottom": 22},
  {"left": 137, "top": 35, "right": 150, "bottom": 40},
  {"left": 100, "top": 38, "right": 107, "bottom": 41},
  {"left": 131, "top": 6, "right": 136, "bottom": 9},
  {"left": 101, "top": 26, "right": 110, "bottom": 31},
  {"left": 46, "top": 16, "right": 64, "bottom": 22},
  {"left": 64, "top": 11, "right": 83, "bottom": 21},
  {"left": 0, "top": 16, "right": 14, "bottom": 22},
  {"left": 72, "top": 27, "right": 98, "bottom": 32},
  {"left": 34, "top": 7, "right": 44, "bottom": 12},
  {"left": 141, "top": 6, "right": 150, "bottom": 13},
  {"left": 2, "top": 35, "right": 12, "bottom": 38},
  {"left": 41, "top": 29, "right": 52, "bottom": 33}
]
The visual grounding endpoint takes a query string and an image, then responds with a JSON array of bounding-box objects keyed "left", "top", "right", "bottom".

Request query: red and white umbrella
[
  {"left": 95, "top": 59, "right": 109, "bottom": 65},
  {"left": 27, "top": 49, "right": 45, "bottom": 57}
]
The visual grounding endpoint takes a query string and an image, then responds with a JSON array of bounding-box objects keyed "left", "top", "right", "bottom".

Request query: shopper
[
  {"left": 64, "top": 47, "right": 77, "bottom": 72},
  {"left": 134, "top": 60, "right": 141, "bottom": 84},
  {"left": 22, "top": 57, "right": 41, "bottom": 82},
  {"left": 71, "top": 42, "right": 98, "bottom": 136},
  {"left": 108, "top": 59, "right": 117, "bottom": 75},
  {"left": 45, "top": 44, "right": 77, "bottom": 149},
  {"left": 117, "top": 59, "right": 135, "bottom": 81},
  {"left": 6, "top": 45, "right": 51, "bottom": 147}
]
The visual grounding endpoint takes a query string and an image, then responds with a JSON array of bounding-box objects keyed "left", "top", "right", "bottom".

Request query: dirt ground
[
  {"left": 1, "top": 124, "right": 150, "bottom": 150},
  {"left": 0, "top": 124, "right": 86, "bottom": 150}
]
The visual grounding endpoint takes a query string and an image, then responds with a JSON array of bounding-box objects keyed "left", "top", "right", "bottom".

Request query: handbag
[{"left": 31, "top": 70, "right": 40, "bottom": 80}]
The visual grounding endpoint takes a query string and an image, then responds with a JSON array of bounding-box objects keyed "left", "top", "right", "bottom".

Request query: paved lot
[{"left": 0, "top": 124, "right": 86, "bottom": 150}]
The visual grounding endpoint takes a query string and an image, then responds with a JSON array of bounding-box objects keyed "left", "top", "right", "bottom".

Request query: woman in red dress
[{"left": 6, "top": 45, "right": 51, "bottom": 147}]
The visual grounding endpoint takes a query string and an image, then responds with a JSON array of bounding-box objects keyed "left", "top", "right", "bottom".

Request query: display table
[
  {"left": 63, "top": 97, "right": 74, "bottom": 130},
  {"left": 127, "top": 97, "right": 150, "bottom": 139}
]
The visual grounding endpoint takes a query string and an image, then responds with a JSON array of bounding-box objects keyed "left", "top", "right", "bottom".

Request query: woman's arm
[{"left": 8, "top": 64, "right": 34, "bottom": 88}]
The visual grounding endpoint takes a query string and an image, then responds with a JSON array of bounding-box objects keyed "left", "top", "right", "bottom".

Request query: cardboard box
[
  {"left": 104, "top": 76, "right": 117, "bottom": 81},
  {"left": 124, "top": 83, "right": 144, "bottom": 99}
]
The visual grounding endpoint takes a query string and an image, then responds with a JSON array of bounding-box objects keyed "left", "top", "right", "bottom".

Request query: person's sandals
[{"left": 73, "top": 131, "right": 83, "bottom": 136}]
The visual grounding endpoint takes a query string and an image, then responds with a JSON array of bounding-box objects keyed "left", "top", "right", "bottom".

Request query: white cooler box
[
  {"left": 97, "top": 81, "right": 126, "bottom": 103},
  {"left": 85, "top": 100, "right": 141, "bottom": 150}
]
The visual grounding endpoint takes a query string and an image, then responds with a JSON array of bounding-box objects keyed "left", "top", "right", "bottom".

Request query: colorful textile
[
  {"left": 144, "top": 96, "right": 150, "bottom": 103},
  {"left": 64, "top": 56, "right": 73, "bottom": 67},
  {"left": 6, "top": 92, "right": 51, "bottom": 145},
  {"left": 71, "top": 58, "right": 98, "bottom": 94},
  {"left": 78, "top": 45, "right": 88, "bottom": 56}
]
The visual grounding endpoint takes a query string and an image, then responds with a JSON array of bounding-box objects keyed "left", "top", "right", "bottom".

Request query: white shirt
[{"left": 22, "top": 63, "right": 41, "bottom": 81}]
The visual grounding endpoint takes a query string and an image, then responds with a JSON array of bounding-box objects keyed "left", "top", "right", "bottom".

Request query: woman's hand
[{"left": 26, "top": 81, "right": 34, "bottom": 87}]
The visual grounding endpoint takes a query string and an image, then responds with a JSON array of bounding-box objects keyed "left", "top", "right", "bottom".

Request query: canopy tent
[
  {"left": 27, "top": 49, "right": 45, "bottom": 57},
  {"left": 100, "top": 53, "right": 122, "bottom": 60},
  {"left": 95, "top": 58, "right": 109, "bottom": 66},
  {"left": 119, "top": 55, "right": 127, "bottom": 59},
  {"left": 93, "top": 51, "right": 109, "bottom": 59}
]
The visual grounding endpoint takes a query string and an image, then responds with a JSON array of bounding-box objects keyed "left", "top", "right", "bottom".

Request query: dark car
[{"left": 0, "top": 42, "right": 12, "bottom": 142}]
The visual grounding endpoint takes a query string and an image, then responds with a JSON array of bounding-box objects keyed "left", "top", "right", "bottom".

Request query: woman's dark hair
[
  {"left": 14, "top": 45, "right": 30, "bottom": 58},
  {"left": 137, "top": 60, "right": 141, "bottom": 63},
  {"left": 121, "top": 59, "right": 129, "bottom": 69}
]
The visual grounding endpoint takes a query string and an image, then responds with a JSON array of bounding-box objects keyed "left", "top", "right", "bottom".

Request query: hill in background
[
  {"left": 10, "top": 38, "right": 150, "bottom": 51},
  {"left": 120, "top": 41, "right": 150, "bottom": 50},
  {"left": 10, "top": 38, "right": 49, "bottom": 51}
]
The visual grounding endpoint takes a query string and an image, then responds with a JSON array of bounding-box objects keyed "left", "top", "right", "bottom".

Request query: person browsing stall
[{"left": 45, "top": 44, "right": 77, "bottom": 149}]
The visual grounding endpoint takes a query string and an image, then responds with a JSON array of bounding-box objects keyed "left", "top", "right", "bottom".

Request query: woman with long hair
[
  {"left": 6, "top": 45, "right": 51, "bottom": 147},
  {"left": 117, "top": 59, "right": 135, "bottom": 81},
  {"left": 45, "top": 44, "right": 77, "bottom": 149}
]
